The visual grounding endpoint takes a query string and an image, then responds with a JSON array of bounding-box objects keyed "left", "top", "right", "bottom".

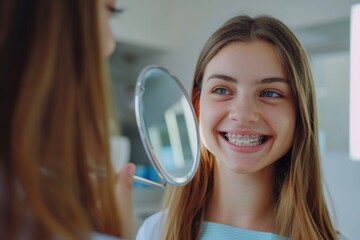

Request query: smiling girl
[{"left": 136, "top": 15, "right": 341, "bottom": 240}]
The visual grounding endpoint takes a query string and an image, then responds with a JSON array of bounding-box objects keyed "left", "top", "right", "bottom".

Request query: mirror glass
[{"left": 134, "top": 65, "right": 200, "bottom": 187}]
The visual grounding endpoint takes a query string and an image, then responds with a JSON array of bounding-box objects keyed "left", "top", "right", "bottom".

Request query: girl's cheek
[
  {"left": 201, "top": 101, "right": 225, "bottom": 124},
  {"left": 99, "top": 3, "right": 116, "bottom": 58},
  {"left": 101, "top": 21, "right": 115, "bottom": 58}
]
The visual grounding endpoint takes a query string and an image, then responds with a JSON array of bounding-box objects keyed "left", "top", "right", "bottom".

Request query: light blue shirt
[
  {"left": 136, "top": 211, "right": 289, "bottom": 240},
  {"left": 200, "top": 221, "right": 289, "bottom": 240}
]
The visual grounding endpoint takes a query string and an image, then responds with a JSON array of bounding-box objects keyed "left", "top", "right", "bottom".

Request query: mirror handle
[{"left": 133, "top": 175, "right": 166, "bottom": 189}]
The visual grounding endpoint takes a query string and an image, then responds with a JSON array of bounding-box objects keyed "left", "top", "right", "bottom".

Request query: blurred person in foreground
[{"left": 0, "top": 0, "right": 137, "bottom": 239}]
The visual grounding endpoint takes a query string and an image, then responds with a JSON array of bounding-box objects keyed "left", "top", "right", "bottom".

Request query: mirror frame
[{"left": 134, "top": 65, "right": 200, "bottom": 186}]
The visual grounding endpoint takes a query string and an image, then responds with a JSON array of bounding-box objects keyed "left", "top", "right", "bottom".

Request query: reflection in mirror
[{"left": 134, "top": 65, "right": 200, "bottom": 188}]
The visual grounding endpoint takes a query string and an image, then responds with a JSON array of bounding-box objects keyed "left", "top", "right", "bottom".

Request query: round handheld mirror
[{"left": 133, "top": 65, "right": 200, "bottom": 188}]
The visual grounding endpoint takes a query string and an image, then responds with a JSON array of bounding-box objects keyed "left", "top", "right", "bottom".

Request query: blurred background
[{"left": 107, "top": 0, "right": 360, "bottom": 238}]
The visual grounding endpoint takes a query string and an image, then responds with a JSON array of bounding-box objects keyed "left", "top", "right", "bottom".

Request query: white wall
[
  {"left": 312, "top": 50, "right": 359, "bottom": 238},
  {"left": 312, "top": 51, "right": 350, "bottom": 153},
  {"left": 112, "top": 0, "right": 359, "bottom": 50},
  {"left": 110, "top": 0, "right": 172, "bottom": 49},
  {"left": 323, "top": 151, "right": 360, "bottom": 239}
]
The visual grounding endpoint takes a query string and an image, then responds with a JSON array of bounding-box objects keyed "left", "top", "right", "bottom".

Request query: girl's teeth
[{"left": 224, "top": 133, "right": 265, "bottom": 147}]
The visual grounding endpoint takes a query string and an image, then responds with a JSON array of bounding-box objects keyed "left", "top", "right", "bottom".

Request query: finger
[
  {"left": 116, "top": 163, "right": 137, "bottom": 239},
  {"left": 117, "top": 163, "right": 136, "bottom": 188}
]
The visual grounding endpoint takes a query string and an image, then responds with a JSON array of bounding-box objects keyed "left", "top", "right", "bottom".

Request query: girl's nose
[{"left": 228, "top": 98, "right": 260, "bottom": 123}]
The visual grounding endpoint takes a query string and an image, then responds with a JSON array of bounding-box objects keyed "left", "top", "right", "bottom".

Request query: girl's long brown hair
[
  {"left": 162, "top": 15, "right": 337, "bottom": 240},
  {"left": 0, "top": 0, "right": 123, "bottom": 238}
]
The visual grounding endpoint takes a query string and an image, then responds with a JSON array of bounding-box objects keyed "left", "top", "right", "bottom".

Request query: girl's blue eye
[
  {"left": 261, "top": 90, "right": 281, "bottom": 98},
  {"left": 213, "top": 87, "right": 230, "bottom": 95}
]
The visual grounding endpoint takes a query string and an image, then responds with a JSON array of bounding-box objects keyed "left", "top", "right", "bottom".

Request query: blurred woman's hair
[{"left": 0, "top": 0, "right": 122, "bottom": 238}]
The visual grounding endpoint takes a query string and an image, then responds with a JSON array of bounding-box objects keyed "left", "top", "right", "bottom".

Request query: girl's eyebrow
[
  {"left": 206, "top": 73, "right": 289, "bottom": 84},
  {"left": 259, "top": 77, "right": 289, "bottom": 84},
  {"left": 206, "top": 74, "right": 237, "bottom": 83}
]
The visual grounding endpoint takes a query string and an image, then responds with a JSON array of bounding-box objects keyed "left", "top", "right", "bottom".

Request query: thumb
[
  {"left": 116, "top": 162, "right": 137, "bottom": 239},
  {"left": 117, "top": 162, "right": 136, "bottom": 189}
]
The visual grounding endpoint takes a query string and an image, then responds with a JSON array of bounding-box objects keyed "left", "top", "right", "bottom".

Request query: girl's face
[{"left": 199, "top": 40, "right": 296, "bottom": 174}]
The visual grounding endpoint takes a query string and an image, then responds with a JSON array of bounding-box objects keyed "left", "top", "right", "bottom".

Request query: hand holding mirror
[{"left": 133, "top": 65, "right": 200, "bottom": 188}]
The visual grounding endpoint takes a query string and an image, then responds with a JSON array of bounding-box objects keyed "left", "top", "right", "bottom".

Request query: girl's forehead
[{"left": 203, "top": 41, "right": 286, "bottom": 83}]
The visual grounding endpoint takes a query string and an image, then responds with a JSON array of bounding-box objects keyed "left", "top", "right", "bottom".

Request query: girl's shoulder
[{"left": 135, "top": 211, "right": 167, "bottom": 240}]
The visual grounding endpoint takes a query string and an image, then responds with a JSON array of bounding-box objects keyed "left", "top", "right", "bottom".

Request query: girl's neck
[{"left": 204, "top": 162, "right": 277, "bottom": 233}]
